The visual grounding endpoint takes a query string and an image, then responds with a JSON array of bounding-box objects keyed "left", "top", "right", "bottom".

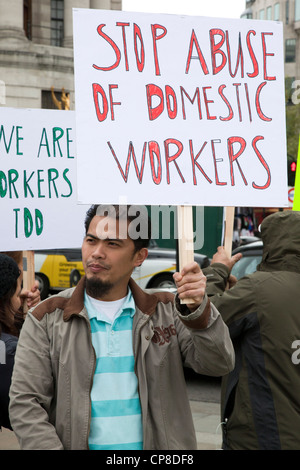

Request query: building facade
[
  {"left": 241, "top": 0, "right": 300, "bottom": 80},
  {"left": 240, "top": 1, "right": 296, "bottom": 221},
  {"left": 0, "top": 0, "right": 122, "bottom": 109}
]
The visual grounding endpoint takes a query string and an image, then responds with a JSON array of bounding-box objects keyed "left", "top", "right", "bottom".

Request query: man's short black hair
[{"left": 84, "top": 204, "right": 151, "bottom": 251}]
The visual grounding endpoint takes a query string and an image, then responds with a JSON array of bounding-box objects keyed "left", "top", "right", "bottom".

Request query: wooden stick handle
[
  {"left": 224, "top": 207, "right": 235, "bottom": 258},
  {"left": 177, "top": 206, "right": 194, "bottom": 304},
  {"left": 22, "top": 250, "right": 35, "bottom": 313}
]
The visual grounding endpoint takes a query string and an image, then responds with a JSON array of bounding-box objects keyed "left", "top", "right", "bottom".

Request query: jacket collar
[{"left": 63, "top": 276, "right": 174, "bottom": 321}]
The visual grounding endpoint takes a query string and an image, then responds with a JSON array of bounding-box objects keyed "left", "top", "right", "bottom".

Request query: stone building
[
  {"left": 0, "top": 0, "right": 122, "bottom": 109},
  {"left": 241, "top": 1, "right": 297, "bottom": 210}
]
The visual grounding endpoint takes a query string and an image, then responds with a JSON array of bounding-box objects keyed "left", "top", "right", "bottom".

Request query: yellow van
[{"left": 35, "top": 249, "right": 85, "bottom": 299}]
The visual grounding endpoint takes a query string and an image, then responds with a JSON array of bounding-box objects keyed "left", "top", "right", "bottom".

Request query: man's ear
[{"left": 134, "top": 248, "right": 148, "bottom": 267}]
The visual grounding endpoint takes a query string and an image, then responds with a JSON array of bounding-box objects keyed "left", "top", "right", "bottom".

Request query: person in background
[
  {"left": 0, "top": 254, "right": 23, "bottom": 430},
  {"left": 0, "top": 251, "right": 40, "bottom": 312},
  {"left": 9, "top": 204, "right": 234, "bottom": 450},
  {"left": 0, "top": 252, "right": 41, "bottom": 431},
  {"left": 204, "top": 210, "right": 300, "bottom": 450}
]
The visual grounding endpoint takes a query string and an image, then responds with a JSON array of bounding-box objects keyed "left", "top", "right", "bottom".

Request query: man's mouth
[{"left": 87, "top": 262, "right": 109, "bottom": 273}]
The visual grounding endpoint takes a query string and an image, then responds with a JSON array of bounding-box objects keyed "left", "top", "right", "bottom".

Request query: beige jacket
[{"left": 9, "top": 277, "right": 234, "bottom": 450}]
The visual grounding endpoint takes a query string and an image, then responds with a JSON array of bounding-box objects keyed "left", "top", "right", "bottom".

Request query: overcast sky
[{"left": 122, "top": 0, "right": 246, "bottom": 19}]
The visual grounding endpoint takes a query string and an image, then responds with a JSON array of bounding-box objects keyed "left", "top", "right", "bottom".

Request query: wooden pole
[
  {"left": 223, "top": 206, "right": 235, "bottom": 258},
  {"left": 22, "top": 250, "right": 35, "bottom": 313},
  {"left": 177, "top": 205, "right": 194, "bottom": 304}
]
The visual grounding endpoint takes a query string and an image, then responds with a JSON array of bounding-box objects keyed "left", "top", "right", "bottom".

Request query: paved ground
[
  {"left": 186, "top": 370, "right": 223, "bottom": 450},
  {"left": 0, "top": 372, "right": 222, "bottom": 451},
  {"left": 0, "top": 402, "right": 222, "bottom": 451}
]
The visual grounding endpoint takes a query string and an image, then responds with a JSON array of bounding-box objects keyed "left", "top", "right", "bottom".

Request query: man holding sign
[{"left": 9, "top": 204, "right": 234, "bottom": 450}]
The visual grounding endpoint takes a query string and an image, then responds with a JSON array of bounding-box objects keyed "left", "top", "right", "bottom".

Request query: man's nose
[{"left": 91, "top": 241, "right": 106, "bottom": 258}]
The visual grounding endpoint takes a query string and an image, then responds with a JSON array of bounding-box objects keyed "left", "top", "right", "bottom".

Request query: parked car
[
  {"left": 239, "top": 235, "right": 261, "bottom": 246},
  {"left": 231, "top": 240, "right": 263, "bottom": 280},
  {"left": 34, "top": 242, "right": 210, "bottom": 299}
]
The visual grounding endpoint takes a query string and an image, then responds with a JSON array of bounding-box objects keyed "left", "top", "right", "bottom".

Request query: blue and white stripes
[{"left": 84, "top": 291, "right": 143, "bottom": 450}]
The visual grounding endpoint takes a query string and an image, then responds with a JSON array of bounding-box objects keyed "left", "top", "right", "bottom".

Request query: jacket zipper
[
  {"left": 80, "top": 313, "right": 96, "bottom": 450},
  {"left": 133, "top": 314, "right": 153, "bottom": 449}
]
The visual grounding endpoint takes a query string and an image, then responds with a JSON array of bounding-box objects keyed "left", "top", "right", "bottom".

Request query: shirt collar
[{"left": 84, "top": 288, "right": 135, "bottom": 322}]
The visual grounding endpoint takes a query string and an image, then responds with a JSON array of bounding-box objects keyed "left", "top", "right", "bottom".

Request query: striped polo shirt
[{"left": 84, "top": 289, "right": 143, "bottom": 450}]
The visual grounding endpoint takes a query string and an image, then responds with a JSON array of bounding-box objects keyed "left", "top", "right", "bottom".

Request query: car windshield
[{"left": 231, "top": 255, "right": 262, "bottom": 280}]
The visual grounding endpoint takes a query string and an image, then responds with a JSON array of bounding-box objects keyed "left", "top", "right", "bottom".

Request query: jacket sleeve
[
  {"left": 204, "top": 263, "right": 231, "bottom": 295},
  {"left": 203, "top": 263, "right": 257, "bottom": 338},
  {"left": 174, "top": 293, "right": 235, "bottom": 376},
  {"left": 9, "top": 312, "right": 64, "bottom": 450}
]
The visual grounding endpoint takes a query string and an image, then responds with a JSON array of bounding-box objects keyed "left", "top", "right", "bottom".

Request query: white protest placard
[
  {"left": 0, "top": 107, "right": 89, "bottom": 251},
  {"left": 73, "top": 9, "right": 288, "bottom": 208}
]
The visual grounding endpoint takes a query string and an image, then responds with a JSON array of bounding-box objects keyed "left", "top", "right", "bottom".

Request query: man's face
[{"left": 82, "top": 215, "right": 148, "bottom": 300}]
